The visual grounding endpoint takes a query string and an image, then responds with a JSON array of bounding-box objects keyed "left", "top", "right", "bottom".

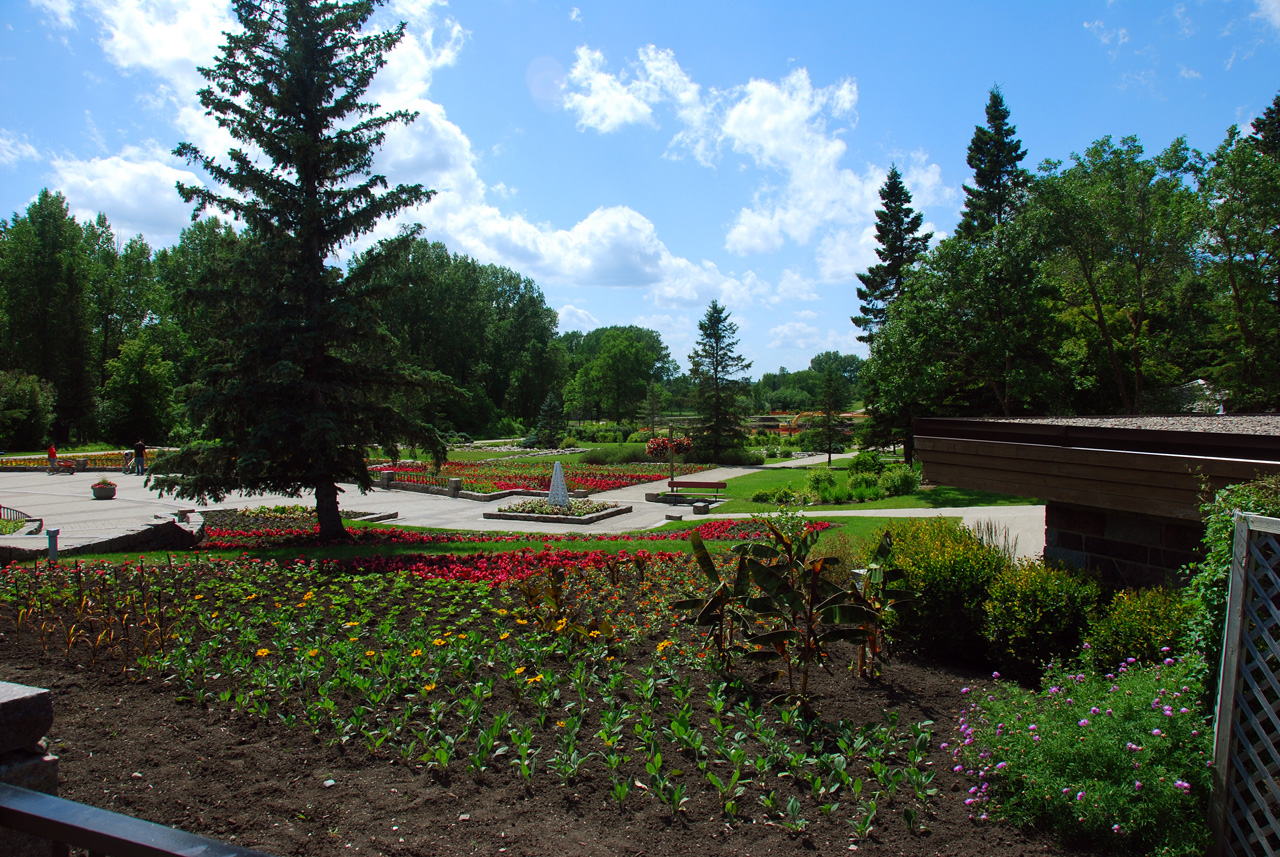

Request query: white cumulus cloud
[
  {"left": 1255, "top": 0, "right": 1280, "bottom": 30},
  {"left": 557, "top": 304, "right": 598, "bottom": 332},
  {"left": 0, "top": 131, "right": 40, "bottom": 166}
]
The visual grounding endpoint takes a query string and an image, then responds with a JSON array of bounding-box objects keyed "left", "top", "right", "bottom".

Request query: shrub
[
  {"left": 750, "top": 489, "right": 774, "bottom": 503},
  {"left": 1184, "top": 474, "right": 1280, "bottom": 684},
  {"left": 956, "top": 657, "right": 1212, "bottom": 856},
  {"left": 803, "top": 466, "right": 837, "bottom": 499},
  {"left": 848, "top": 471, "right": 880, "bottom": 490},
  {"left": 877, "top": 463, "right": 921, "bottom": 497},
  {"left": 848, "top": 449, "right": 884, "bottom": 475},
  {"left": 1088, "top": 588, "right": 1195, "bottom": 670},
  {"left": 984, "top": 559, "right": 1100, "bottom": 680},
  {"left": 684, "top": 447, "right": 765, "bottom": 466},
  {"left": 559, "top": 436, "right": 579, "bottom": 449},
  {"left": 626, "top": 430, "right": 654, "bottom": 443},
  {"left": 876, "top": 518, "right": 1008, "bottom": 662},
  {"left": 579, "top": 444, "right": 650, "bottom": 465},
  {"left": 851, "top": 485, "right": 886, "bottom": 503}
]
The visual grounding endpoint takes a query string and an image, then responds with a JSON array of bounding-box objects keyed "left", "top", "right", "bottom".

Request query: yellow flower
[
  {"left": 432, "top": 638, "right": 446, "bottom": 646},
  {"left": 495, "top": 608, "right": 508, "bottom": 616},
  {"left": 457, "top": 633, "right": 466, "bottom": 638},
  {"left": 255, "top": 648, "right": 269, "bottom": 657},
  {"left": 211, "top": 611, "right": 218, "bottom": 619},
  {"left": 556, "top": 720, "right": 566, "bottom": 728},
  {"left": 656, "top": 640, "right": 673, "bottom": 652},
  {"left": 194, "top": 594, "right": 204, "bottom": 601},
  {"left": 365, "top": 650, "right": 376, "bottom": 657},
  {"left": 348, "top": 636, "right": 359, "bottom": 642},
  {"left": 589, "top": 630, "right": 600, "bottom": 638},
  {"left": 499, "top": 632, "right": 510, "bottom": 641},
  {"left": 307, "top": 648, "right": 319, "bottom": 657},
  {"left": 526, "top": 673, "right": 543, "bottom": 685},
  {"left": 343, "top": 621, "right": 359, "bottom": 627},
  {"left": 423, "top": 682, "right": 437, "bottom": 693},
  {"left": 303, "top": 591, "right": 315, "bottom": 601},
  {"left": 515, "top": 618, "right": 528, "bottom": 625},
  {"left": 554, "top": 619, "right": 567, "bottom": 632},
  {"left": 514, "top": 666, "right": 526, "bottom": 675},
  {"left": 410, "top": 648, "right": 423, "bottom": 658}
]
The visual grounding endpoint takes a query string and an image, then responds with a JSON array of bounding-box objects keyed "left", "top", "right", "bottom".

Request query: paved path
[{"left": 0, "top": 454, "right": 1044, "bottom": 558}]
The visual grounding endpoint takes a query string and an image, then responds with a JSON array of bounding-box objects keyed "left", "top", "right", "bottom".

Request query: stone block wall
[
  {"left": 1044, "top": 502, "right": 1203, "bottom": 588},
  {"left": 0, "top": 681, "right": 59, "bottom": 856}
]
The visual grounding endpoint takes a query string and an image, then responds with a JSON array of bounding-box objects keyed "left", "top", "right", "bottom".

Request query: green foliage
[
  {"left": 848, "top": 471, "right": 880, "bottom": 490},
  {"left": 533, "top": 392, "right": 567, "bottom": 449},
  {"left": 877, "top": 518, "right": 1007, "bottom": 663},
  {"left": 956, "top": 86, "right": 1029, "bottom": 239},
  {"left": 97, "top": 335, "right": 176, "bottom": 444},
  {"left": 957, "top": 657, "right": 1212, "bottom": 856},
  {"left": 1185, "top": 474, "right": 1280, "bottom": 683},
  {"left": 0, "top": 371, "right": 55, "bottom": 450},
  {"left": 684, "top": 447, "right": 764, "bottom": 466},
  {"left": 1087, "top": 588, "right": 1194, "bottom": 671},
  {"left": 160, "top": 0, "right": 447, "bottom": 538},
  {"left": 689, "top": 300, "right": 752, "bottom": 463},
  {"left": 983, "top": 559, "right": 1099, "bottom": 679},
  {"left": 578, "top": 444, "right": 650, "bottom": 465},
  {"left": 853, "top": 165, "right": 932, "bottom": 344},
  {"left": 876, "top": 464, "right": 921, "bottom": 497},
  {"left": 848, "top": 449, "right": 885, "bottom": 474}
]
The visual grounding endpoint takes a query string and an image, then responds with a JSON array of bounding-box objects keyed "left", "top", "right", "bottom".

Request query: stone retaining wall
[
  {"left": 0, "top": 681, "right": 58, "bottom": 857},
  {"left": 1044, "top": 501, "right": 1202, "bottom": 588}
]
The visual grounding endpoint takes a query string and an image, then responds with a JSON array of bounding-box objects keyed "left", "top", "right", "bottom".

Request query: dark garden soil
[{"left": 1, "top": 642, "right": 1101, "bottom": 857}]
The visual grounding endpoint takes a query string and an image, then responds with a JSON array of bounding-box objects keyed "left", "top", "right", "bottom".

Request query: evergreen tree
[
  {"left": 156, "top": 0, "right": 440, "bottom": 539},
  {"left": 533, "top": 391, "right": 567, "bottom": 448},
  {"left": 956, "top": 87, "right": 1029, "bottom": 240},
  {"left": 853, "top": 165, "right": 931, "bottom": 343},
  {"left": 689, "top": 300, "right": 752, "bottom": 463},
  {"left": 1251, "top": 88, "right": 1280, "bottom": 160},
  {"left": 811, "top": 365, "right": 850, "bottom": 465}
]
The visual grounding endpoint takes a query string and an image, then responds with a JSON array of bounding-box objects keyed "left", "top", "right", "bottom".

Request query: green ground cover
[{"left": 715, "top": 467, "right": 1038, "bottom": 514}]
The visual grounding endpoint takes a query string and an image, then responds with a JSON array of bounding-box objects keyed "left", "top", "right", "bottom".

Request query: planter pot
[{"left": 92, "top": 485, "right": 116, "bottom": 500}]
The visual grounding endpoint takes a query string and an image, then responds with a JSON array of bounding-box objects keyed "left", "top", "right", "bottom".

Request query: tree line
[{"left": 856, "top": 87, "right": 1280, "bottom": 461}]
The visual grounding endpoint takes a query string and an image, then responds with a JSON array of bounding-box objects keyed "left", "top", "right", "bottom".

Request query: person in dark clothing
[{"left": 133, "top": 440, "right": 146, "bottom": 475}]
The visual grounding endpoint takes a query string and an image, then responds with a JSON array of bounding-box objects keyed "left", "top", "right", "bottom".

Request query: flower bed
[
  {"left": 497, "top": 498, "right": 617, "bottom": 517},
  {"left": 371, "top": 459, "right": 710, "bottom": 494},
  {"left": 199, "top": 517, "right": 832, "bottom": 550}
]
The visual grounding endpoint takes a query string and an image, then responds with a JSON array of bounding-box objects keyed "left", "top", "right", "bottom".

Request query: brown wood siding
[{"left": 916, "top": 436, "right": 1280, "bottom": 521}]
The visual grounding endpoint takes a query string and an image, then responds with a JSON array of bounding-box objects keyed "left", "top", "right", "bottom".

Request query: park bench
[{"left": 667, "top": 480, "right": 727, "bottom": 497}]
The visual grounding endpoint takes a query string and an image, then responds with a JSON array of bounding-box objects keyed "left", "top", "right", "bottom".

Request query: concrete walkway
[{"left": 0, "top": 454, "right": 1044, "bottom": 558}]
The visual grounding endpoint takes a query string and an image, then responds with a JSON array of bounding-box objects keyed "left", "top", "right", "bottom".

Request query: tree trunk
[{"left": 315, "top": 479, "right": 349, "bottom": 541}]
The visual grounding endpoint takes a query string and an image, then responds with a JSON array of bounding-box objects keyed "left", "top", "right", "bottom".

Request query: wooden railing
[{"left": 0, "top": 782, "right": 274, "bottom": 857}]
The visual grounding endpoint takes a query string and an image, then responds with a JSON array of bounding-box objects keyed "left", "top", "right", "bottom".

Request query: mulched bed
[{"left": 1, "top": 642, "right": 1098, "bottom": 857}]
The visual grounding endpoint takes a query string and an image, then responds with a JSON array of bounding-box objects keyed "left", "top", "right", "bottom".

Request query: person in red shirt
[{"left": 46, "top": 443, "right": 57, "bottom": 470}]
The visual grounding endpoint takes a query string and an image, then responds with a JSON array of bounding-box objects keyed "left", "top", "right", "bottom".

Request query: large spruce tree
[
  {"left": 156, "top": 0, "right": 440, "bottom": 539},
  {"left": 1251, "top": 88, "right": 1280, "bottom": 160},
  {"left": 955, "top": 87, "right": 1029, "bottom": 239},
  {"left": 689, "top": 300, "right": 751, "bottom": 463},
  {"left": 853, "top": 165, "right": 931, "bottom": 344}
]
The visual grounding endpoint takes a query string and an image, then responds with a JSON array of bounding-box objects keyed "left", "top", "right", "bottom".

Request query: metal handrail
[
  {"left": 1, "top": 504, "right": 28, "bottom": 521},
  {"left": 0, "top": 783, "right": 274, "bottom": 857}
]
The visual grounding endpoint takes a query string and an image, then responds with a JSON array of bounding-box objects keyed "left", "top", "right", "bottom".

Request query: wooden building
[{"left": 915, "top": 416, "right": 1280, "bottom": 587}]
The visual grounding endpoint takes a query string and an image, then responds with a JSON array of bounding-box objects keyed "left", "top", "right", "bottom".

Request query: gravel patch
[{"left": 978, "top": 415, "right": 1280, "bottom": 435}]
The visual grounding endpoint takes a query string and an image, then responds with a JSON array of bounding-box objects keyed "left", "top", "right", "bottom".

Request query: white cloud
[
  {"left": 50, "top": 142, "right": 204, "bottom": 243},
  {"left": 557, "top": 304, "right": 598, "bottom": 332},
  {"left": 793, "top": 309, "right": 818, "bottom": 320},
  {"left": 767, "top": 320, "right": 859, "bottom": 352},
  {"left": 31, "top": 0, "right": 76, "bottom": 28},
  {"left": 569, "top": 6, "right": 581, "bottom": 22},
  {"left": 775, "top": 269, "right": 818, "bottom": 302},
  {"left": 0, "top": 131, "right": 40, "bottom": 166},
  {"left": 1178, "top": 64, "right": 1203, "bottom": 79},
  {"left": 1254, "top": 0, "right": 1280, "bottom": 30},
  {"left": 1172, "top": 4, "right": 1195, "bottom": 37},
  {"left": 1084, "top": 20, "right": 1130, "bottom": 58},
  {"left": 562, "top": 47, "right": 654, "bottom": 132}
]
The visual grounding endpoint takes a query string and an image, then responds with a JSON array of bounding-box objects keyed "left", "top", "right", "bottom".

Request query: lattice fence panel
[{"left": 1213, "top": 513, "right": 1280, "bottom": 857}]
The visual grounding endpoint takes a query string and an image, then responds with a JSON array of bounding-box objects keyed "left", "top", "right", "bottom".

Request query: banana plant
[
  {"left": 669, "top": 532, "right": 753, "bottom": 671},
  {"left": 736, "top": 524, "right": 911, "bottom": 699}
]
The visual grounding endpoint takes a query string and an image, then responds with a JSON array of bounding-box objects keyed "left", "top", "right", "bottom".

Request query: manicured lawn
[
  {"left": 445, "top": 448, "right": 529, "bottom": 461},
  {"left": 715, "top": 467, "right": 1039, "bottom": 514}
]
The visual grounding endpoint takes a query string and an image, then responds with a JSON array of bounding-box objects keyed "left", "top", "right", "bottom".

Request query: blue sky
[{"left": 2, "top": 0, "right": 1278, "bottom": 375}]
